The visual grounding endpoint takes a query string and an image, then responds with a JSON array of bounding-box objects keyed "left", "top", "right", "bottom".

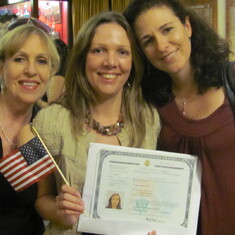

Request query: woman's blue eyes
[
  {"left": 91, "top": 48, "right": 130, "bottom": 56},
  {"left": 37, "top": 58, "right": 48, "bottom": 64},
  {"left": 119, "top": 50, "right": 129, "bottom": 56},
  {"left": 92, "top": 48, "right": 103, "bottom": 54},
  {"left": 13, "top": 57, "right": 48, "bottom": 64}
]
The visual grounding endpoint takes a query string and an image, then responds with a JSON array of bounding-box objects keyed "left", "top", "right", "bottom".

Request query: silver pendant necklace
[
  {"left": 181, "top": 97, "right": 187, "bottom": 116},
  {"left": 0, "top": 122, "right": 17, "bottom": 150}
]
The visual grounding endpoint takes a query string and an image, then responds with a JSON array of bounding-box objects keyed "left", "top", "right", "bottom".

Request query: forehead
[
  {"left": 4, "top": 32, "right": 48, "bottom": 58},
  {"left": 20, "top": 34, "right": 44, "bottom": 46},
  {"left": 134, "top": 6, "right": 180, "bottom": 37},
  {"left": 135, "top": 6, "right": 178, "bottom": 28},
  {"left": 16, "top": 34, "right": 48, "bottom": 53},
  {"left": 92, "top": 22, "right": 130, "bottom": 45}
]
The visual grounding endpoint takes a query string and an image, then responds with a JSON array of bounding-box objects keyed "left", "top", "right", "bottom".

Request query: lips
[
  {"left": 20, "top": 81, "right": 40, "bottom": 86},
  {"left": 161, "top": 49, "right": 178, "bottom": 62},
  {"left": 98, "top": 73, "right": 120, "bottom": 80},
  {"left": 19, "top": 80, "right": 40, "bottom": 90}
]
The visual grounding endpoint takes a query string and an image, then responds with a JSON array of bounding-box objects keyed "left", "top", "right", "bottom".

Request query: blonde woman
[{"left": 0, "top": 24, "right": 59, "bottom": 235}]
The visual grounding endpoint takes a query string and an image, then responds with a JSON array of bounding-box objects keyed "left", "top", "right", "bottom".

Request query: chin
[
  {"left": 20, "top": 98, "right": 39, "bottom": 105},
  {"left": 164, "top": 64, "right": 183, "bottom": 74}
]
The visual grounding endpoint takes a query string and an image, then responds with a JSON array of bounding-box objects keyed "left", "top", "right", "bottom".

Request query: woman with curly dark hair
[{"left": 124, "top": 0, "right": 234, "bottom": 235}]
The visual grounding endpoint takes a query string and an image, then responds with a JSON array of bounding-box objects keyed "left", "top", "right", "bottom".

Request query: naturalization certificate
[{"left": 78, "top": 143, "right": 201, "bottom": 235}]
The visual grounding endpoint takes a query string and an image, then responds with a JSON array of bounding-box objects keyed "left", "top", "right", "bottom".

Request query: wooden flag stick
[
  {"left": 31, "top": 125, "right": 69, "bottom": 185},
  {"left": 31, "top": 125, "right": 88, "bottom": 217}
]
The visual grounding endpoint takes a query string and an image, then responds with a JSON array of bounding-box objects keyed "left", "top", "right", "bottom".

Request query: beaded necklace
[{"left": 86, "top": 117, "right": 124, "bottom": 136}]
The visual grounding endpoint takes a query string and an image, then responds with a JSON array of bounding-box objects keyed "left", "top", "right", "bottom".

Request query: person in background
[
  {"left": 0, "top": 24, "right": 60, "bottom": 235},
  {"left": 49, "top": 38, "right": 68, "bottom": 101},
  {"left": 0, "top": 13, "right": 17, "bottom": 37},
  {"left": 48, "top": 38, "right": 68, "bottom": 102},
  {"left": 39, "top": 38, "right": 69, "bottom": 107},
  {"left": 32, "top": 11, "right": 160, "bottom": 235},
  {"left": 0, "top": 13, "right": 17, "bottom": 29},
  {"left": 124, "top": 0, "right": 234, "bottom": 234}
]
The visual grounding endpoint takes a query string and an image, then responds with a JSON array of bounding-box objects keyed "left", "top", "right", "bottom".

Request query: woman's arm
[
  {"left": 47, "top": 75, "right": 65, "bottom": 103},
  {"left": 36, "top": 75, "right": 65, "bottom": 108},
  {"left": 35, "top": 176, "right": 85, "bottom": 228}
]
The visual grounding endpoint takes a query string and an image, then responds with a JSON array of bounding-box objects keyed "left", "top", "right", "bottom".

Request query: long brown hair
[{"left": 61, "top": 11, "right": 152, "bottom": 147}]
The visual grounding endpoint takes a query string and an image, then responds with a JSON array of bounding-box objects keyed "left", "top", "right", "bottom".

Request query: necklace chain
[
  {"left": 174, "top": 87, "right": 196, "bottom": 116},
  {"left": 0, "top": 122, "right": 17, "bottom": 150},
  {"left": 181, "top": 97, "right": 186, "bottom": 116},
  {"left": 86, "top": 116, "right": 124, "bottom": 136}
]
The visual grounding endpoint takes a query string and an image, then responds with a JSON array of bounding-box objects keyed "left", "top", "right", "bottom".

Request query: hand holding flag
[{"left": 30, "top": 125, "right": 88, "bottom": 218}]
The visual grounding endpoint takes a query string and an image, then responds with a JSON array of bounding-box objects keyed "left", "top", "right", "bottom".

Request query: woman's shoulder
[
  {"left": 33, "top": 104, "right": 70, "bottom": 130},
  {"left": 143, "top": 104, "right": 161, "bottom": 143},
  {"left": 36, "top": 103, "right": 68, "bottom": 117}
]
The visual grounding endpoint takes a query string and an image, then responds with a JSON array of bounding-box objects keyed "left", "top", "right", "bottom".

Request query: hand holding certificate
[{"left": 78, "top": 144, "right": 201, "bottom": 235}]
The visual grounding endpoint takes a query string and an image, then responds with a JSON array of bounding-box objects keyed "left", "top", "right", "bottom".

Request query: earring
[
  {"left": 126, "top": 76, "right": 132, "bottom": 88},
  {"left": 0, "top": 81, "right": 5, "bottom": 93}
]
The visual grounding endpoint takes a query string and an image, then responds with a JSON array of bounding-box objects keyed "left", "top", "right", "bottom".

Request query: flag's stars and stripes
[{"left": 0, "top": 136, "right": 56, "bottom": 192}]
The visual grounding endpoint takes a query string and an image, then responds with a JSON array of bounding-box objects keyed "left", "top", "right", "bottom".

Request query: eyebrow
[
  {"left": 91, "top": 43, "right": 131, "bottom": 49},
  {"left": 15, "top": 51, "right": 49, "bottom": 58}
]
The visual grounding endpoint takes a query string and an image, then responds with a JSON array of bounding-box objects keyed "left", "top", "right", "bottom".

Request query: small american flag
[{"left": 0, "top": 136, "right": 56, "bottom": 192}]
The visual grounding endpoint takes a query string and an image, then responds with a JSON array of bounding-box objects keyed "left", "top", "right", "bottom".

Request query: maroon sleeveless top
[{"left": 157, "top": 97, "right": 235, "bottom": 235}]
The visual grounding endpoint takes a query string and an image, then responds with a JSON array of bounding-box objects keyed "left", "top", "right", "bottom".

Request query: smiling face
[
  {"left": 85, "top": 22, "right": 132, "bottom": 101},
  {"left": 0, "top": 33, "right": 52, "bottom": 105},
  {"left": 134, "top": 5, "right": 192, "bottom": 76}
]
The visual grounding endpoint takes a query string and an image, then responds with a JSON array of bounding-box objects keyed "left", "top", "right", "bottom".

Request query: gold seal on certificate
[{"left": 78, "top": 143, "right": 201, "bottom": 235}]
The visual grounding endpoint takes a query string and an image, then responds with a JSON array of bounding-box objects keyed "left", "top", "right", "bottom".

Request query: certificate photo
[{"left": 78, "top": 143, "right": 201, "bottom": 235}]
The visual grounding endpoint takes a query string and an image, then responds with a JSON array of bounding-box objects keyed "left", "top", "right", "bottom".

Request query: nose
[
  {"left": 24, "top": 61, "right": 37, "bottom": 77},
  {"left": 103, "top": 52, "right": 118, "bottom": 67},
  {"left": 154, "top": 34, "right": 168, "bottom": 53}
]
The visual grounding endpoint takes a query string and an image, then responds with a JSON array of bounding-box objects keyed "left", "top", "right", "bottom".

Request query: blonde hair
[{"left": 0, "top": 24, "right": 60, "bottom": 76}]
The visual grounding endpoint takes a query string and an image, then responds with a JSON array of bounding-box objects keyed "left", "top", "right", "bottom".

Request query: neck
[
  {"left": 171, "top": 63, "right": 196, "bottom": 95},
  {"left": 172, "top": 76, "right": 198, "bottom": 98},
  {"left": 0, "top": 98, "right": 33, "bottom": 154},
  {"left": 91, "top": 97, "right": 122, "bottom": 125},
  {"left": 0, "top": 97, "right": 33, "bottom": 125}
]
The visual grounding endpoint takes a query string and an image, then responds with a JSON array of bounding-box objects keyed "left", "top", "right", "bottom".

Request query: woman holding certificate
[
  {"left": 124, "top": 0, "right": 235, "bottom": 234},
  {"left": 33, "top": 11, "right": 160, "bottom": 234}
]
